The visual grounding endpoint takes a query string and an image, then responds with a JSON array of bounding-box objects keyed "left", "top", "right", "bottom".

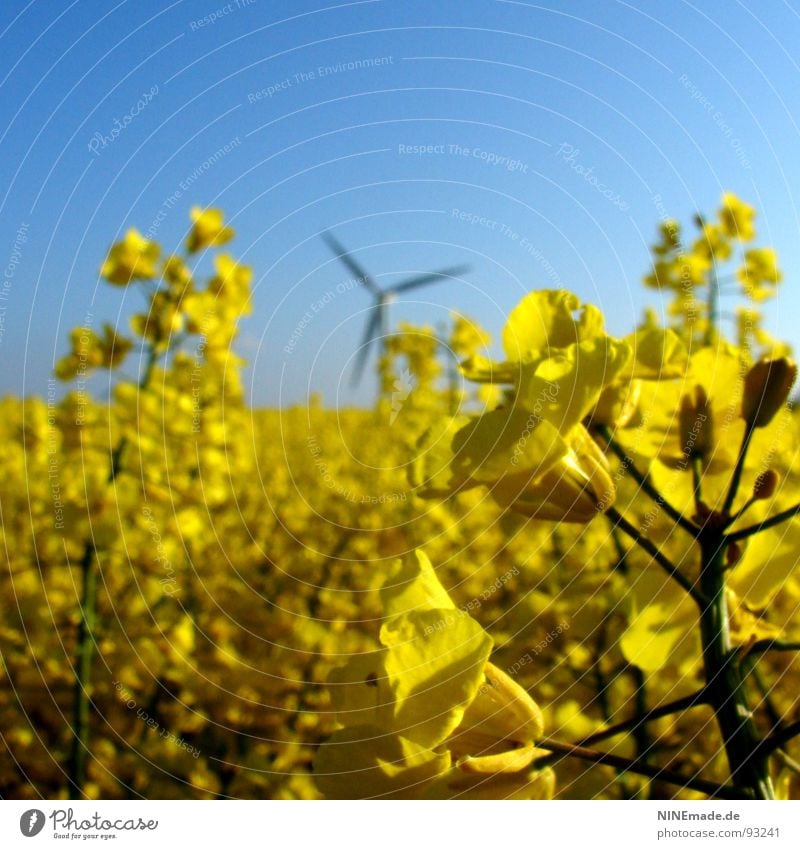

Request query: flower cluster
[
  {"left": 314, "top": 550, "right": 553, "bottom": 799},
  {"left": 2, "top": 195, "right": 799, "bottom": 802}
]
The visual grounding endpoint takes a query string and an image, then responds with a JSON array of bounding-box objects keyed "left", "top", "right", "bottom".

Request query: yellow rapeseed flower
[
  {"left": 412, "top": 290, "right": 631, "bottom": 521},
  {"left": 186, "top": 207, "right": 234, "bottom": 253},
  {"left": 719, "top": 192, "right": 756, "bottom": 241},
  {"left": 100, "top": 229, "right": 160, "bottom": 285},
  {"left": 313, "top": 550, "right": 551, "bottom": 799}
]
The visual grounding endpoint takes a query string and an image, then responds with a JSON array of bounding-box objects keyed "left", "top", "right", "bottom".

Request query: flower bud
[
  {"left": 679, "top": 385, "right": 713, "bottom": 459},
  {"left": 692, "top": 499, "right": 712, "bottom": 524},
  {"left": 449, "top": 662, "right": 544, "bottom": 762},
  {"left": 742, "top": 358, "right": 797, "bottom": 428},
  {"left": 752, "top": 469, "right": 779, "bottom": 501},
  {"left": 491, "top": 425, "right": 615, "bottom": 523},
  {"left": 726, "top": 541, "right": 742, "bottom": 569},
  {"left": 587, "top": 380, "right": 641, "bottom": 428}
]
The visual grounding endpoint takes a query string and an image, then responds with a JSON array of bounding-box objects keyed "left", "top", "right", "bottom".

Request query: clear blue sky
[{"left": 2, "top": 0, "right": 800, "bottom": 406}]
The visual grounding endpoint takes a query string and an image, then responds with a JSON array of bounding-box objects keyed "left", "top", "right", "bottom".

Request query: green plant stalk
[
  {"left": 722, "top": 423, "right": 754, "bottom": 517},
  {"left": 535, "top": 737, "right": 743, "bottom": 799},
  {"left": 760, "top": 719, "right": 800, "bottom": 756},
  {"left": 68, "top": 542, "right": 98, "bottom": 793},
  {"left": 698, "top": 534, "right": 774, "bottom": 799},
  {"left": 577, "top": 689, "right": 708, "bottom": 748},
  {"left": 596, "top": 425, "right": 698, "bottom": 536},
  {"left": 606, "top": 507, "right": 704, "bottom": 604},
  {"left": 631, "top": 666, "right": 650, "bottom": 761},
  {"left": 68, "top": 342, "right": 160, "bottom": 796},
  {"left": 727, "top": 502, "right": 800, "bottom": 543},
  {"left": 692, "top": 455, "right": 704, "bottom": 508},
  {"left": 704, "top": 264, "right": 720, "bottom": 347}
]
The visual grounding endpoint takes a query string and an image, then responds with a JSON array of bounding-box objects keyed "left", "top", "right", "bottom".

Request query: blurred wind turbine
[{"left": 322, "top": 232, "right": 469, "bottom": 386}]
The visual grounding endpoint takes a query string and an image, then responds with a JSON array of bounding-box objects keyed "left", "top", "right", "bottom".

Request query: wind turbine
[{"left": 322, "top": 232, "right": 469, "bottom": 386}]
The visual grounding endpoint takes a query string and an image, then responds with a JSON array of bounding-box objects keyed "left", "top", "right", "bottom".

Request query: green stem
[
  {"left": 67, "top": 542, "right": 98, "bottom": 793},
  {"left": 728, "top": 496, "right": 757, "bottom": 528},
  {"left": 630, "top": 666, "right": 650, "bottom": 762},
  {"left": 577, "top": 689, "right": 708, "bottom": 749},
  {"left": 590, "top": 622, "right": 613, "bottom": 724},
  {"left": 727, "top": 502, "right": 800, "bottom": 544},
  {"left": 606, "top": 508, "right": 704, "bottom": 604},
  {"left": 68, "top": 343, "right": 159, "bottom": 797},
  {"left": 759, "top": 720, "right": 800, "bottom": 757},
  {"left": 704, "top": 264, "right": 720, "bottom": 347},
  {"left": 774, "top": 749, "right": 800, "bottom": 776},
  {"left": 692, "top": 456, "right": 704, "bottom": 509},
  {"left": 745, "top": 639, "right": 800, "bottom": 655},
  {"left": 535, "top": 737, "right": 742, "bottom": 799},
  {"left": 595, "top": 425, "right": 698, "bottom": 536},
  {"left": 722, "top": 423, "right": 754, "bottom": 517},
  {"left": 698, "top": 533, "right": 774, "bottom": 799},
  {"left": 747, "top": 663, "right": 783, "bottom": 732}
]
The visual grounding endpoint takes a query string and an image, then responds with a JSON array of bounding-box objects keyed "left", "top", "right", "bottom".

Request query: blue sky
[{"left": 2, "top": 0, "right": 800, "bottom": 406}]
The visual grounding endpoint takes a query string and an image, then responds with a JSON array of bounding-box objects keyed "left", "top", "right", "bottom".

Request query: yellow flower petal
[
  {"left": 502, "top": 290, "right": 602, "bottom": 361},
  {"left": 381, "top": 549, "right": 456, "bottom": 619},
  {"left": 327, "top": 651, "right": 393, "bottom": 729},
  {"left": 313, "top": 725, "right": 449, "bottom": 799},
  {"left": 381, "top": 609, "right": 492, "bottom": 749}
]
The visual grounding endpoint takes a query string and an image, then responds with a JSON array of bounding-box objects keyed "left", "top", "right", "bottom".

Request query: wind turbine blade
[
  {"left": 350, "top": 306, "right": 382, "bottom": 386},
  {"left": 322, "top": 232, "right": 380, "bottom": 295},
  {"left": 390, "top": 265, "right": 470, "bottom": 293},
  {"left": 378, "top": 299, "right": 388, "bottom": 338}
]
